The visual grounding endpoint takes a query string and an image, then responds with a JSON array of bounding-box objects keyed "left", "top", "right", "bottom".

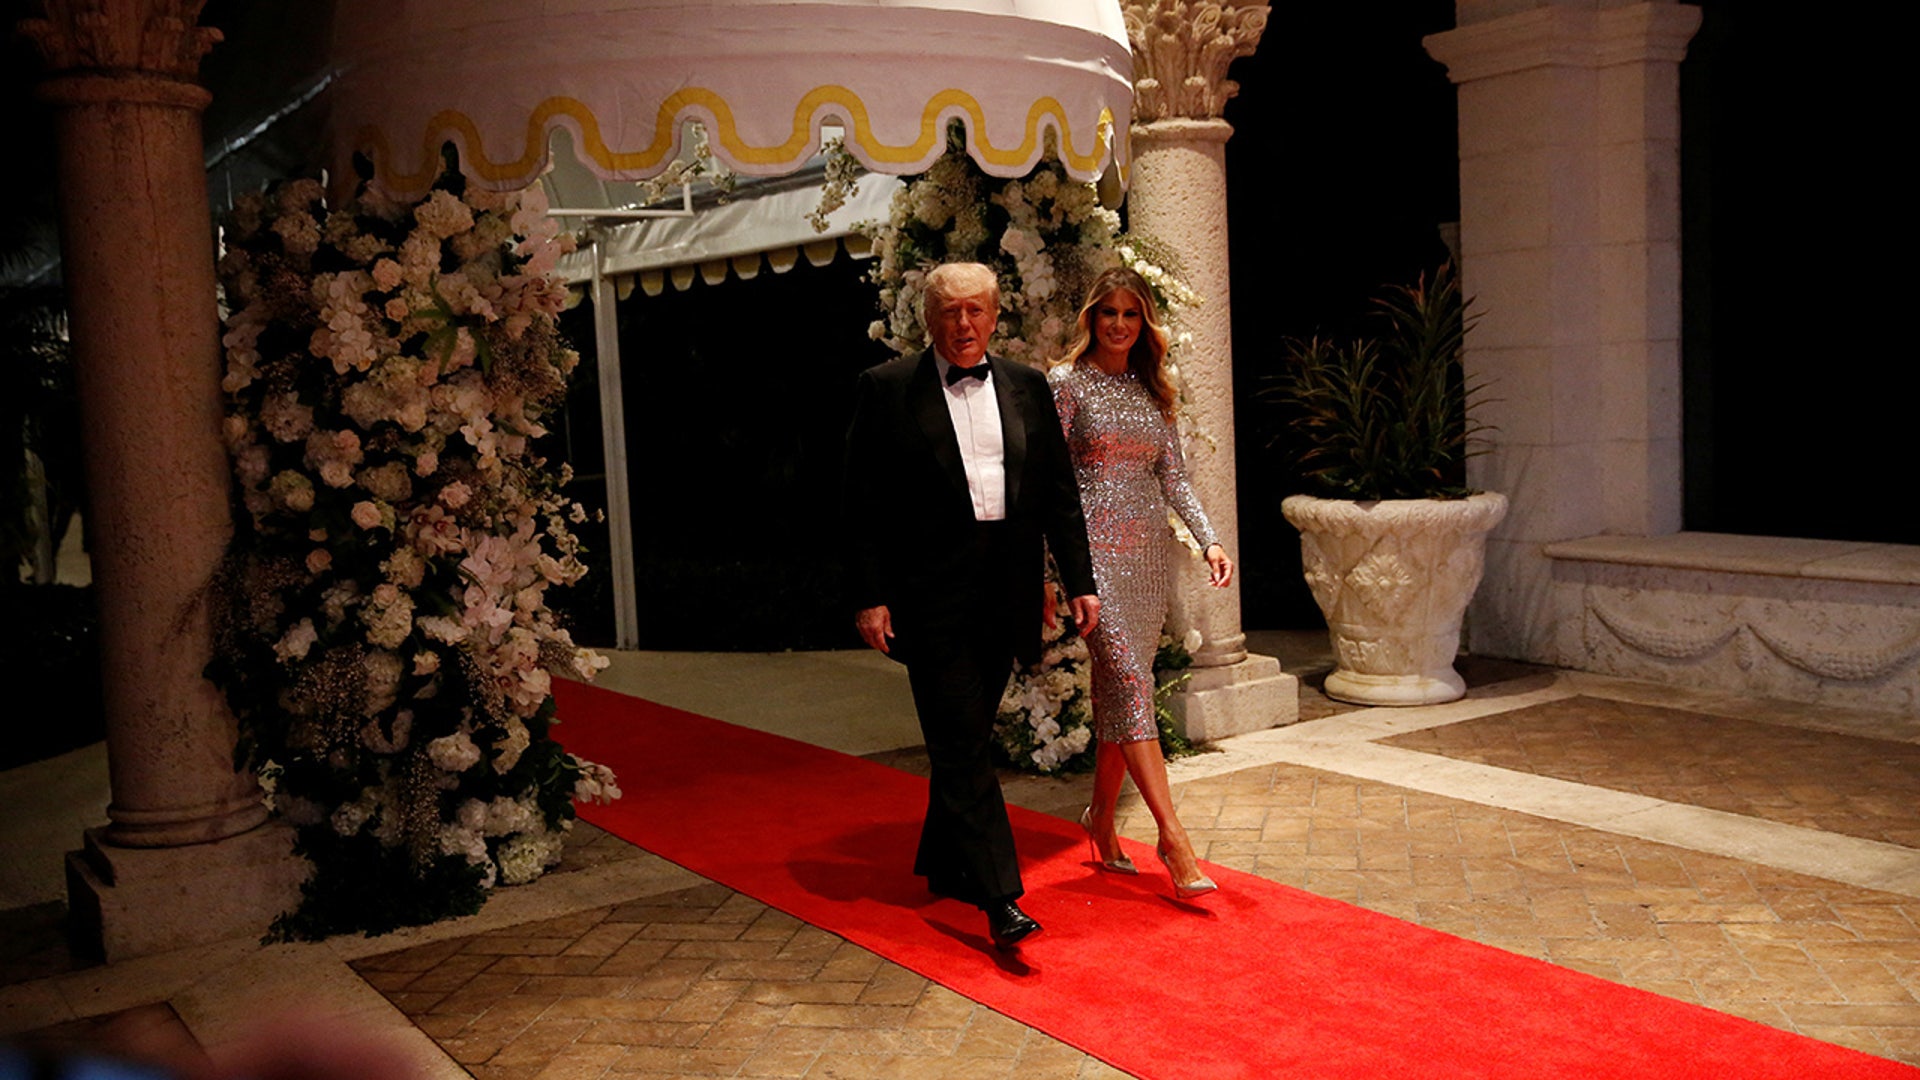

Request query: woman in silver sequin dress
[{"left": 1050, "top": 267, "right": 1234, "bottom": 899}]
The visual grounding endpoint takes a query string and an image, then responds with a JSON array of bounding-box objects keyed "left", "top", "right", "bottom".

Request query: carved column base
[
  {"left": 1167, "top": 653, "right": 1298, "bottom": 743},
  {"left": 66, "top": 822, "right": 308, "bottom": 963}
]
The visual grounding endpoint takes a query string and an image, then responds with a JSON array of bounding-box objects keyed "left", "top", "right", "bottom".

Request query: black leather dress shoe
[{"left": 985, "top": 900, "right": 1041, "bottom": 949}]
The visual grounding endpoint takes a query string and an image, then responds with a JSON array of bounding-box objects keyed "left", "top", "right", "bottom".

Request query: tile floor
[{"left": 6, "top": 632, "right": 1920, "bottom": 1077}]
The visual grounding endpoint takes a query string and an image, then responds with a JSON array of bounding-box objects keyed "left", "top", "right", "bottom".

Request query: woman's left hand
[{"left": 1204, "top": 544, "right": 1234, "bottom": 587}]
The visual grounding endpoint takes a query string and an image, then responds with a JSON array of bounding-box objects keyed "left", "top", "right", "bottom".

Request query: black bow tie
[{"left": 945, "top": 362, "right": 990, "bottom": 386}]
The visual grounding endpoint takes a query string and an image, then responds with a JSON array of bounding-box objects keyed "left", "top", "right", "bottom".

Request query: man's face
[{"left": 927, "top": 290, "right": 997, "bottom": 368}]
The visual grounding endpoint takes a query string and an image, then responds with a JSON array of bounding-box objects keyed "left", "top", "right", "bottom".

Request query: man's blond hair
[{"left": 922, "top": 262, "right": 1001, "bottom": 319}]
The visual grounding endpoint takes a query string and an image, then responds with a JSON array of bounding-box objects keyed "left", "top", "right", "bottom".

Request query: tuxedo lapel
[
  {"left": 992, "top": 356, "right": 1028, "bottom": 515},
  {"left": 907, "top": 353, "right": 970, "bottom": 504}
]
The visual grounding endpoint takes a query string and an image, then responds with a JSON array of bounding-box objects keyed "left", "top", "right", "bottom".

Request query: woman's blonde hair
[{"left": 1062, "top": 266, "right": 1176, "bottom": 421}]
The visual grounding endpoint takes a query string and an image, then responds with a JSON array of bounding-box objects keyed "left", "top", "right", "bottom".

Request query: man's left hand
[{"left": 1069, "top": 594, "right": 1100, "bottom": 636}]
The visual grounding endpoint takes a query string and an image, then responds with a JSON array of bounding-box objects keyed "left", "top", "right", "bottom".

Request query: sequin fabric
[{"left": 1052, "top": 362, "right": 1217, "bottom": 743}]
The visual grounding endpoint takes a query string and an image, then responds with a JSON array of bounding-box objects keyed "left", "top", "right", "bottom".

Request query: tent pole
[{"left": 589, "top": 237, "right": 640, "bottom": 649}]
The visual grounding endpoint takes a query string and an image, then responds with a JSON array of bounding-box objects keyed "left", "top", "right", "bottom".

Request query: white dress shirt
[{"left": 933, "top": 350, "right": 1007, "bottom": 521}]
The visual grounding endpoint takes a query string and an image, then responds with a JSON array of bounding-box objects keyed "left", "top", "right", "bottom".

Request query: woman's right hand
[{"left": 1041, "top": 582, "right": 1061, "bottom": 628}]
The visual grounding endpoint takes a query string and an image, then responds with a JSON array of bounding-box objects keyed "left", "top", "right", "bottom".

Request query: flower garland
[
  {"left": 840, "top": 128, "right": 1204, "bottom": 772},
  {"left": 210, "top": 165, "right": 618, "bottom": 939}
]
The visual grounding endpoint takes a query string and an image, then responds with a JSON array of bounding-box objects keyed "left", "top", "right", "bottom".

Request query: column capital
[
  {"left": 1122, "top": 0, "right": 1269, "bottom": 122},
  {"left": 1425, "top": 2, "right": 1701, "bottom": 84},
  {"left": 1130, "top": 116, "right": 1235, "bottom": 145},
  {"left": 18, "top": 0, "right": 222, "bottom": 82}
]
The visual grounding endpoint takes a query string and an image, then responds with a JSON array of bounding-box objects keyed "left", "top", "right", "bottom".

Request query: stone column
[
  {"left": 1424, "top": 0, "right": 1700, "bottom": 663},
  {"left": 1122, "top": 0, "right": 1297, "bottom": 739},
  {"left": 22, "top": 0, "right": 304, "bottom": 960}
]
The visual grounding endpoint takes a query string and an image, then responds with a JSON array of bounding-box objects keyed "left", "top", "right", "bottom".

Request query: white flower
[
  {"left": 1183, "top": 628, "right": 1204, "bottom": 653},
  {"left": 330, "top": 800, "right": 372, "bottom": 837},
  {"left": 362, "top": 587, "right": 414, "bottom": 649},
  {"left": 493, "top": 717, "right": 531, "bottom": 774},
  {"left": 495, "top": 829, "right": 564, "bottom": 886},
  {"left": 273, "top": 618, "right": 318, "bottom": 663},
  {"left": 570, "top": 755, "right": 622, "bottom": 804},
  {"left": 428, "top": 729, "right": 482, "bottom": 773}
]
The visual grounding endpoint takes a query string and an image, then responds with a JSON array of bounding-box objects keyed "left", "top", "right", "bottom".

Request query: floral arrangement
[
  {"left": 843, "top": 127, "right": 1206, "bottom": 773},
  {"left": 853, "top": 126, "right": 1198, "bottom": 367},
  {"left": 995, "top": 595, "right": 1095, "bottom": 772},
  {"left": 209, "top": 164, "right": 618, "bottom": 939},
  {"left": 992, "top": 591, "right": 1199, "bottom": 774}
]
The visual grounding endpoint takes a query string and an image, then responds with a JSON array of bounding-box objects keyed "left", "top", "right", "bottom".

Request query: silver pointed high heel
[
  {"left": 1079, "top": 807, "right": 1138, "bottom": 874},
  {"left": 1156, "top": 846, "right": 1218, "bottom": 899}
]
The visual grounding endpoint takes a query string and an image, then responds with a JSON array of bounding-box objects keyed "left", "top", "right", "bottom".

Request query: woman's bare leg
[
  {"left": 1119, "top": 737, "right": 1206, "bottom": 884},
  {"left": 1085, "top": 739, "right": 1130, "bottom": 862}
]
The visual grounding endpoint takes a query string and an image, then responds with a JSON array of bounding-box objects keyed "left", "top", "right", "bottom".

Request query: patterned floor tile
[
  {"left": 1379, "top": 695, "right": 1920, "bottom": 845},
  {"left": 354, "top": 882, "right": 1124, "bottom": 1079}
]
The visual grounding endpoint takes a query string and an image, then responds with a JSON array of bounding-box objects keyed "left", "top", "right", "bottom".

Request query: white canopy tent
[
  {"left": 331, "top": 0, "right": 1132, "bottom": 193},
  {"left": 547, "top": 155, "right": 904, "bottom": 293},
  {"left": 330, "top": 0, "right": 1134, "bottom": 647}
]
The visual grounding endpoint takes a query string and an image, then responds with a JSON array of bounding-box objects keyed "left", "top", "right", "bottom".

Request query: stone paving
[
  {"left": 1381, "top": 694, "right": 1920, "bottom": 847},
  {"left": 9, "top": 652, "right": 1920, "bottom": 1078},
  {"left": 355, "top": 883, "right": 1129, "bottom": 1080}
]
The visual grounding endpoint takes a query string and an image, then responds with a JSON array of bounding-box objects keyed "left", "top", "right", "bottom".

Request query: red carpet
[{"left": 555, "top": 680, "right": 1919, "bottom": 1079}]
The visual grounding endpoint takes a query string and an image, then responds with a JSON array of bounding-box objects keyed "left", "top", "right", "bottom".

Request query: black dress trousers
[{"left": 896, "top": 520, "right": 1024, "bottom": 905}]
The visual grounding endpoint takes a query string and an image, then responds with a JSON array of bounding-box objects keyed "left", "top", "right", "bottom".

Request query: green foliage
[
  {"left": 1261, "top": 264, "right": 1490, "bottom": 501},
  {"left": 1152, "top": 638, "right": 1197, "bottom": 761}
]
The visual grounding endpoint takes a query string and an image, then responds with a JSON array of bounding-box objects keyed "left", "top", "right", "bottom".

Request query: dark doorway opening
[{"left": 546, "top": 254, "right": 893, "bottom": 650}]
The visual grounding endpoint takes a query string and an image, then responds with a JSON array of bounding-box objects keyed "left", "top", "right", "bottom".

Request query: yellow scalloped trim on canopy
[{"left": 357, "top": 85, "right": 1119, "bottom": 194}]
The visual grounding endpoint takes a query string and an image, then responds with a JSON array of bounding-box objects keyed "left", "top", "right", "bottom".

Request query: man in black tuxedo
[{"left": 844, "top": 262, "right": 1100, "bottom": 950}]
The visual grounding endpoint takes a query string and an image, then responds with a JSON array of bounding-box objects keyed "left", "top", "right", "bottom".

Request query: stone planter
[{"left": 1281, "top": 493, "right": 1508, "bottom": 706}]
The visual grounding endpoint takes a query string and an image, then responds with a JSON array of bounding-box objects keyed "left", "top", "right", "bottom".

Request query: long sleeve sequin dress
[{"left": 1051, "top": 362, "right": 1218, "bottom": 744}]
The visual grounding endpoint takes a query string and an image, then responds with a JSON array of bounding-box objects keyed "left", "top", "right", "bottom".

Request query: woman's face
[{"left": 1090, "top": 289, "right": 1146, "bottom": 361}]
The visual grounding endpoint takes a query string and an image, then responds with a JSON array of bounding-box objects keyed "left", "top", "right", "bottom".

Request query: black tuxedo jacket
[{"left": 843, "top": 351, "right": 1096, "bottom": 664}]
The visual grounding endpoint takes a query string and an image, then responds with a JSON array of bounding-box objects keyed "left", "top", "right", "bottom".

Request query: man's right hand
[{"left": 856, "top": 605, "right": 894, "bottom": 654}]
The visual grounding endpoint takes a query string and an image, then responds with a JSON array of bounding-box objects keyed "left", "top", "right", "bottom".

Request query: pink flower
[
  {"left": 407, "top": 505, "right": 464, "bottom": 556},
  {"left": 415, "top": 189, "right": 475, "bottom": 240},
  {"left": 351, "top": 500, "right": 384, "bottom": 530},
  {"left": 371, "top": 258, "right": 404, "bottom": 291},
  {"left": 304, "top": 429, "right": 364, "bottom": 488}
]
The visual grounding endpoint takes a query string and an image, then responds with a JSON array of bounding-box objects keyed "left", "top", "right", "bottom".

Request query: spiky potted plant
[{"left": 1261, "top": 264, "right": 1503, "bottom": 705}]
